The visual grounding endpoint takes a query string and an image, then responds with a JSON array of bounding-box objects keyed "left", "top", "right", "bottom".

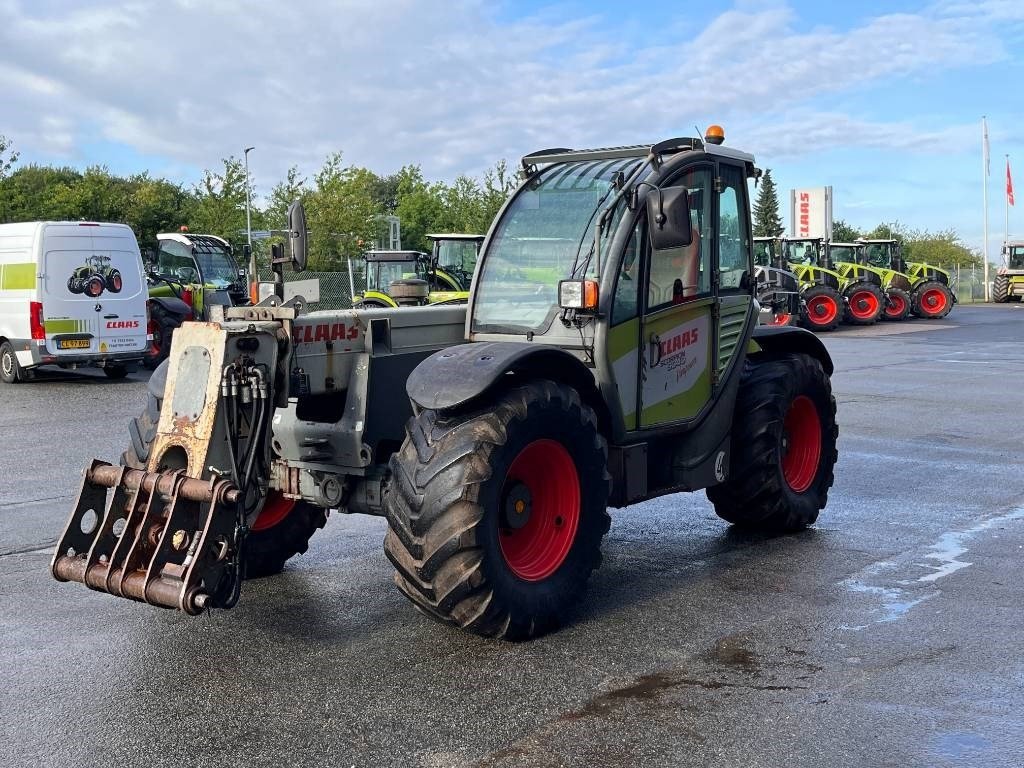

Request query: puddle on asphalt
[{"left": 840, "top": 505, "right": 1024, "bottom": 629}]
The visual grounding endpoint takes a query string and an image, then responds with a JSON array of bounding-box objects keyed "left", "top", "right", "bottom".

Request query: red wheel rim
[
  {"left": 112, "top": 274, "right": 122, "bottom": 291},
  {"left": 805, "top": 295, "right": 838, "bottom": 326},
  {"left": 848, "top": 289, "right": 880, "bottom": 319},
  {"left": 885, "top": 292, "right": 907, "bottom": 317},
  {"left": 781, "top": 395, "right": 822, "bottom": 493},
  {"left": 499, "top": 439, "right": 580, "bottom": 581},
  {"left": 768, "top": 312, "right": 791, "bottom": 326},
  {"left": 252, "top": 492, "right": 295, "bottom": 532},
  {"left": 148, "top": 319, "right": 161, "bottom": 355},
  {"left": 920, "top": 287, "right": 947, "bottom": 315},
  {"left": 87, "top": 278, "right": 104, "bottom": 297}
]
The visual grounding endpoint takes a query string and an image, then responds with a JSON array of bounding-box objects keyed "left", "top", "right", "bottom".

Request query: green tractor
[
  {"left": 752, "top": 236, "right": 801, "bottom": 326},
  {"left": 858, "top": 239, "right": 954, "bottom": 319},
  {"left": 784, "top": 237, "right": 885, "bottom": 329},
  {"left": 994, "top": 241, "right": 1024, "bottom": 302},
  {"left": 827, "top": 241, "right": 908, "bottom": 322},
  {"left": 67, "top": 254, "right": 123, "bottom": 297},
  {"left": 145, "top": 232, "right": 250, "bottom": 368},
  {"left": 352, "top": 242, "right": 481, "bottom": 308}
]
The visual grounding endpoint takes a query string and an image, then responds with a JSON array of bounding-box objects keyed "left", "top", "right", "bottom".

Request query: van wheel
[{"left": 0, "top": 341, "right": 25, "bottom": 384}]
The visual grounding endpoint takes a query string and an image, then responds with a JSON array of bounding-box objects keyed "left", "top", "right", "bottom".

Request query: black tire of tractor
[
  {"left": 353, "top": 300, "right": 389, "bottom": 309},
  {"left": 706, "top": 354, "right": 838, "bottom": 534},
  {"left": 1, "top": 340, "right": 25, "bottom": 384},
  {"left": 383, "top": 379, "right": 611, "bottom": 640},
  {"left": 799, "top": 285, "right": 842, "bottom": 332},
  {"left": 843, "top": 282, "right": 885, "bottom": 325},
  {"left": 993, "top": 275, "right": 1009, "bottom": 303},
  {"left": 121, "top": 359, "right": 327, "bottom": 578},
  {"left": 911, "top": 281, "right": 954, "bottom": 319},
  {"left": 882, "top": 287, "right": 912, "bottom": 321},
  {"left": 143, "top": 305, "right": 181, "bottom": 370}
]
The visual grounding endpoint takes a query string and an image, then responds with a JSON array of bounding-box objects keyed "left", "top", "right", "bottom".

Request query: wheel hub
[{"left": 502, "top": 481, "right": 533, "bottom": 530}]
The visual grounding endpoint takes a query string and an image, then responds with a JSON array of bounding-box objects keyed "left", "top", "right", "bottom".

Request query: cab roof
[
  {"left": 364, "top": 250, "right": 427, "bottom": 262},
  {"left": 426, "top": 233, "right": 485, "bottom": 242}
]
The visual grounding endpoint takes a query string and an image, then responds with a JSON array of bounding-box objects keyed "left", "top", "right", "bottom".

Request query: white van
[{"left": 0, "top": 221, "right": 150, "bottom": 383}]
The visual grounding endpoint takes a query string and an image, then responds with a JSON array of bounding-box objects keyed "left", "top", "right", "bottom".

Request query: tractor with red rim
[
  {"left": 827, "top": 241, "right": 909, "bottom": 322},
  {"left": 51, "top": 131, "right": 839, "bottom": 640},
  {"left": 857, "top": 238, "right": 954, "bottom": 319}
]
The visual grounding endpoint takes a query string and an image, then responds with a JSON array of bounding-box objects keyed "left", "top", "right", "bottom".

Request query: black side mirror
[
  {"left": 646, "top": 185, "right": 692, "bottom": 251},
  {"left": 287, "top": 201, "right": 308, "bottom": 273}
]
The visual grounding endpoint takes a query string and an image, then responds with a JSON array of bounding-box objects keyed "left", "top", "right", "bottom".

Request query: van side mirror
[
  {"left": 287, "top": 201, "right": 308, "bottom": 273},
  {"left": 647, "top": 186, "right": 692, "bottom": 251}
]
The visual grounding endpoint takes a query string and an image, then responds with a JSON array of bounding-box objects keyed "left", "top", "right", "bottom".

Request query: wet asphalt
[{"left": 1, "top": 304, "right": 1022, "bottom": 768}]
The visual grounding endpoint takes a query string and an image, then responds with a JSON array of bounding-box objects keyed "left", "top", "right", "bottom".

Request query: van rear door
[{"left": 41, "top": 223, "right": 148, "bottom": 358}]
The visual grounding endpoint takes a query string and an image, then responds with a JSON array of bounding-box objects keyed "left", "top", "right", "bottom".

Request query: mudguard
[
  {"left": 751, "top": 325, "right": 834, "bottom": 375},
  {"left": 406, "top": 342, "right": 598, "bottom": 412},
  {"left": 149, "top": 295, "right": 192, "bottom": 321}
]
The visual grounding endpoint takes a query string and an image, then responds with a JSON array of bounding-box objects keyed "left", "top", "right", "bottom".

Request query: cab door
[
  {"left": 714, "top": 161, "right": 755, "bottom": 380},
  {"left": 637, "top": 166, "right": 715, "bottom": 428}
]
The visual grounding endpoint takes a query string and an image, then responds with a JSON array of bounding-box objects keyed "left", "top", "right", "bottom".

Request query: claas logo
[{"left": 106, "top": 320, "right": 140, "bottom": 329}]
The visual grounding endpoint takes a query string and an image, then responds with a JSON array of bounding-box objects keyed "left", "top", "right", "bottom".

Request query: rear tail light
[{"left": 29, "top": 301, "right": 45, "bottom": 340}]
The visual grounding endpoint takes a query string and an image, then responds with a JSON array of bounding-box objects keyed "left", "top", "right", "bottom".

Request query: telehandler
[{"left": 52, "top": 131, "right": 838, "bottom": 640}]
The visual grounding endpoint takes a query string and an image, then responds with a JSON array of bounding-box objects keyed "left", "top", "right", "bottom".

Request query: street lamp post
[{"left": 243, "top": 146, "right": 256, "bottom": 289}]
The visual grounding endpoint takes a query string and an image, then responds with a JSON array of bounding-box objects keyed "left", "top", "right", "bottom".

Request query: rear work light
[
  {"left": 29, "top": 301, "right": 45, "bottom": 340},
  {"left": 558, "top": 279, "right": 599, "bottom": 311}
]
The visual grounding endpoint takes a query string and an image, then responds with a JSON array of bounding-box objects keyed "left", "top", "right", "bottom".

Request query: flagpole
[
  {"left": 983, "top": 117, "right": 990, "bottom": 301},
  {"left": 1006, "top": 154, "right": 1010, "bottom": 260}
]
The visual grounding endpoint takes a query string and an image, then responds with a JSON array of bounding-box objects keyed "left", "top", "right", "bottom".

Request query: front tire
[
  {"left": 911, "top": 281, "right": 953, "bottom": 318},
  {"left": 121, "top": 360, "right": 327, "bottom": 577},
  {"left": 707, "top": 354, "right": 838, "bottom": 533},
  {"left": 800, "top": 285, "right": 842, "bottom": 332},
  {"left": 882, "top": 287, "right": 911, "bottom": 321},
  {"left": 384, "top": 380, "right": 611, "bottom": 640},
  {"left": 843, "top": 282, "right": 885, "bottom": 325},
  {"left": 143, "top": 306, "right": 181, "bottom": 370},
  {"left": 993, "top": 275, "right": 1009, "bottom": 303}
]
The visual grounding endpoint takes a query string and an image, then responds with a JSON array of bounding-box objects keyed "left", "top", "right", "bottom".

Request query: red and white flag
[{"left": 1008, "top": 157, "right": 1015, "bottom": 206}]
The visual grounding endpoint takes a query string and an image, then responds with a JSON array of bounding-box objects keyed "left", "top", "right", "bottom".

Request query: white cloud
[{"left": 0, "top": 0, "right": 1019, "bottom": 189}]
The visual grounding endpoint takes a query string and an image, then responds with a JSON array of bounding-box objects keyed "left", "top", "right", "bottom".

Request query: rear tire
[
  {"left": 121, "top": 359, "right": 327, "bottom": 578},
  {"left": 993, "top": 275, "right": 1009, "bottom": 303},
  {"left": 707, "top": 354, "right": 838, "bottom": 533},
  {"left": 911, "top": 281, "right": 953, "bottom": 318},
  {"left": 843, "top": 282, "right": 885, "bottom": 325},
  {"left": 384, "top": 379, "right": 611, "bottom": 640},
  {"left": 1, "top": 341, "right": 25, "bottom": 384},
  {"left": 882, "top": 287, "right": 911, "bottom": 321},
  {"left": 800, "top": 285, "right": 842, "bottom": 332}
]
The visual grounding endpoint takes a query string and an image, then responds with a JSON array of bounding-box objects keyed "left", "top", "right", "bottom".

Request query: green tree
[
  {"left": 124, "top": 174, "right": 191, "bottom": 253},
  {"left": 305, "top": 153, "right": 379, "bottom": 269},
  {"left": 187, "top": 156, "right": 252, "bottom": 248},
  {"left": 0, "top": 134, "right": 19, "bottom": 179},
  {"left": 831, "top": 219, "right": 861, "bottom": 243},
  {"left": 394, "top": 165, "right": 445, "bottom": 253},
  {"left": 752, "top": 168, "right": 784, "bottom": 237}
]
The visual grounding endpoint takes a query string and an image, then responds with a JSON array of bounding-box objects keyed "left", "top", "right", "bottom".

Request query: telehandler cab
[{"left": 52, "top": 132, "right": 838, "bottom": 640}]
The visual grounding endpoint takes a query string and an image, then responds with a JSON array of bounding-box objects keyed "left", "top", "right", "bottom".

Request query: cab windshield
[
  {"left": 753, "top": 240, "right": 775, "bottom": 267},
  {"left": 863, "top": 243, "right": 891, "bottom": 268},
  {"left": 435, "top": 240, "right": 480, "bottom": 288},
  {"left": 472, "top": 157, "right": 641, "bottom": 334},
  {"left": 192, "top": 242, "right": 238, "bottom": 284},
  {"left": 786, "top": 240, "right": 820, "bottom": 266},
  {"left": 1008, "top": 245, "right": 1024, "bottom": 269},
  {"left": 829, "top": 245, "right": 858, "bottom": 263},
  {"left": 368, "top": 259, "right": 425, "bottom": 292}
]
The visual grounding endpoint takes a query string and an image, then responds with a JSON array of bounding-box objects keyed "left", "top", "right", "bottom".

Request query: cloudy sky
[{"left": 2, "top": 0, "right": 1023, "bottom": 252}]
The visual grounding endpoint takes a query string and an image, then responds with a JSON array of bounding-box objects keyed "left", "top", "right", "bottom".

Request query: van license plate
[{"left": 57, "top": 339, "right": 91, "bottom": 350}]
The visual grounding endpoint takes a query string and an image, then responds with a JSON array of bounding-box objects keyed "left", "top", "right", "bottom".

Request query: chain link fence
[{"left": 256, "top": 264, "right": 366, "bottom": 311}]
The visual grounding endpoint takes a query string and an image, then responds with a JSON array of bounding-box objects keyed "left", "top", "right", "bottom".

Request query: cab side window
[
  {"left": 646, "top": 167, "right": 712, "bottom": 310},
  {"left": 157, "top": 241, "right": 198, "bottom": 281},
  {"left": 718, "top": 164, "right": 750, "bottom": 292}
]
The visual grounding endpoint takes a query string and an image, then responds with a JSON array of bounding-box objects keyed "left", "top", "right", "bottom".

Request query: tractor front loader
[{"left": 53, "top": 131, "right": 839, "bottom": 640}]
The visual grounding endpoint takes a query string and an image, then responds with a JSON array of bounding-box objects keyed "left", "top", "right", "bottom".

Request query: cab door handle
[{"left": 649, "top": 333, "right": 663, "bottom": 368}]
